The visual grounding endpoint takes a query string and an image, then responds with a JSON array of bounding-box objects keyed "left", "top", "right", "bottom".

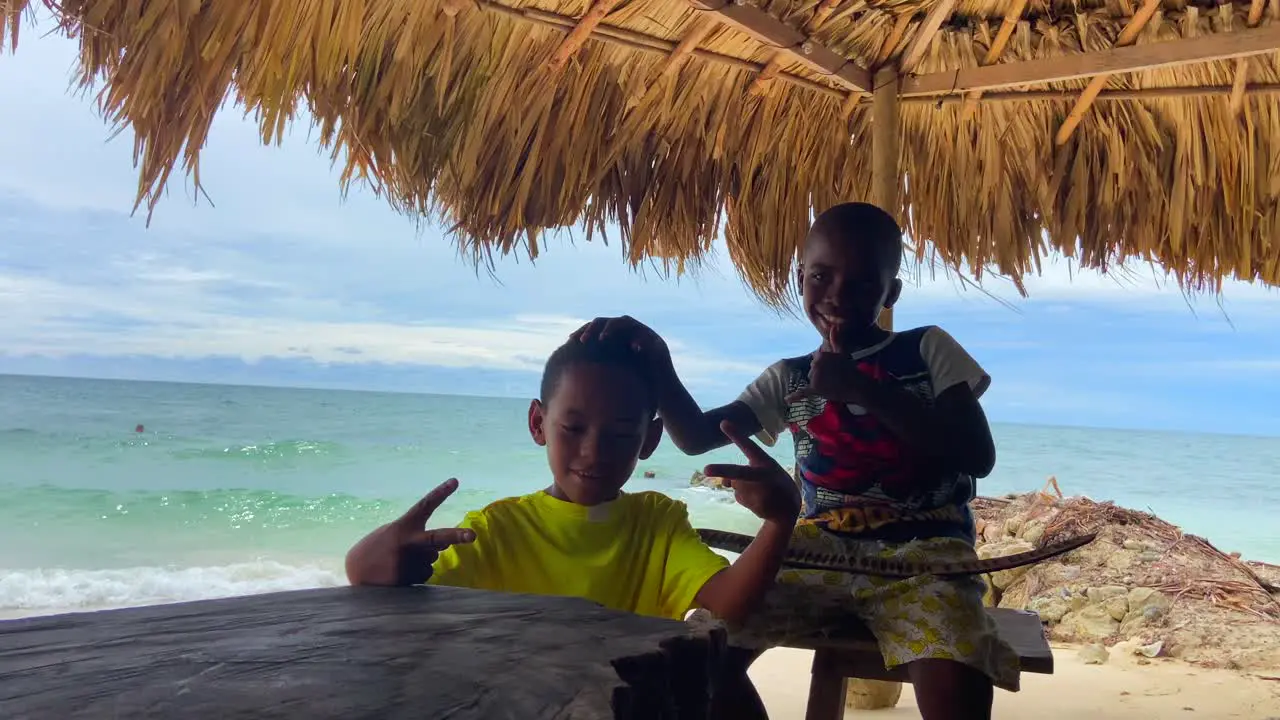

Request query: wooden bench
[{"left": 788, "top": 607, "right": 1054, "bottom": 719}]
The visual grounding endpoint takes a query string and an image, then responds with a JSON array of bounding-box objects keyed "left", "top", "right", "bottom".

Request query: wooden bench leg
[{"left": 806, "top": 649, "right": 848, "bottom": 720}]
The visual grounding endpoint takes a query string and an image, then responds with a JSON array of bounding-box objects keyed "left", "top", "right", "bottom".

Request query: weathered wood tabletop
[{"left": 0, "top": 586, "right": 728, "bottom": 719}]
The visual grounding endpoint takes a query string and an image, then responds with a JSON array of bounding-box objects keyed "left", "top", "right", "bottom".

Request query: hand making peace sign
[
  {"left": 701, "top": 420, "right": 800, "bottom": 524},
  {"left": 344, "top": 478, "right": 477, "bottom": 587}
]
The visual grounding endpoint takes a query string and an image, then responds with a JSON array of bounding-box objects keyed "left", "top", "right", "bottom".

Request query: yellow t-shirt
[{"left": 428, "top": 490, "right": 730, "bottom": 620}]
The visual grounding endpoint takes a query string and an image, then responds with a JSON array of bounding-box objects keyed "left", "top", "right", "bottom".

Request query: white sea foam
[{"left": 0, "top": 561, "right": 345, "bottom": 618}]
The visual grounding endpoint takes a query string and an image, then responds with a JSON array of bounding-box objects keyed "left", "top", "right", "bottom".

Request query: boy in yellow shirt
[{"left": 345, "top": 336, "right": 800, "bottom": 716}]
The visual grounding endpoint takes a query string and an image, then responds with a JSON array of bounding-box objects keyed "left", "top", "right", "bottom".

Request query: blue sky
[{"left": 2, "top": 28, "right": 1279, "bottom": 436}]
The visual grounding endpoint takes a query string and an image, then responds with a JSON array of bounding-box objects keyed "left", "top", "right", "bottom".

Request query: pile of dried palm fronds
[
  {"left": 978, "top": 478, "right": 1280, "bottom": 622},
  {"left": 5, "top": 0, "right": 1280, "bottom": 306}
]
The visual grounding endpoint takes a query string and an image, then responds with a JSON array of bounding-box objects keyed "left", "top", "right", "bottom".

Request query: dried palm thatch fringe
[{"left": 4, "top": 0, "right": 1280, "bottom": 307}]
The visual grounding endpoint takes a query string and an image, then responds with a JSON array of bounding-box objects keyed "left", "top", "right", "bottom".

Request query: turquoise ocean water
[{"left": 2, "top": 373, "right": 1277, "bottom": 617}]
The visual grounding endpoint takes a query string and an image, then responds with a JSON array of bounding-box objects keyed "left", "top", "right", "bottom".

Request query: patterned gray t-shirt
[{"left": 737, "top": 326, "right": 989, "bottom": 542}]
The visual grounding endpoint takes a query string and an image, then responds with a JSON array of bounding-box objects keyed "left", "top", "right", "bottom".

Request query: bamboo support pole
[{"left": 873, "top": 65, "right": 900, "bottom": 331}]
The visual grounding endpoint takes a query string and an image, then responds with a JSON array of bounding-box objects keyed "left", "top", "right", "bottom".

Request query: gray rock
[
  {"left": 1060, "top": 604, "right": 1120, "bottom": 640},
  {"left": 977, "top": 539, "right": 1035, "bottom": 560},
  {"left": 1021, "top": 521, "right": 1045, "bottom": 546},
  {"left": 1004, "top": 517, "right": 1024, "bottom": 536},
  {"left": 978, "top": 540, "right": 1036, "bottom": 590},
  {"left": 1127, "top": 587, "right": 1173, "bottom": 614},
  {"left": 1027, "top": 596, "right": 1070, "bottom": 623},
  {"left": 1105, "top": 550, "right": 1135, "bottom": 571},
  {"left": 688, "top": 471, "right": 727, "bottom": 490},
  {"left": 1077, "top": 643, "right": 1110, "bottom": 665},
  {"left": 1086, "top": 586, "right": 1128, "bottom": 603},
  {"left": 1103, "top": 595, "right": 1130, "bottom": 622},
  {"left": 1138, "top": 550, "right": 1162, "bottom": 563},
  {"left": 1122, "top": 539, "right": 1147, "bottom": 552},
  {"left": 982, "top": 521, "right": 1005, "bottom": 544},
  {"left": 1120, "top": 588, "right": 1173, "bottom": 634},
  {"left": 1111, "top": 639, "right": 1142, "bottom": 658}
]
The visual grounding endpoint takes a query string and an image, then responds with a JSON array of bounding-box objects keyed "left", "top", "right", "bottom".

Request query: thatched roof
[{"left": 5, "top": 0, "right": 1280, "bottom": 305}]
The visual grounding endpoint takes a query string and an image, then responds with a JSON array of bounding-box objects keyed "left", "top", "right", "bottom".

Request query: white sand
[{"left": 750, "top": 644, "right": 1280, "bottom": 719}]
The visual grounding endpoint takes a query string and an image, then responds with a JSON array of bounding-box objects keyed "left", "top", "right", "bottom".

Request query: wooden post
[
  {"left": 864, "top": 61, "right": 904, "bottom": 709},
  {"left": 872, "top": 65, "right": 900, "bottom": 332}
]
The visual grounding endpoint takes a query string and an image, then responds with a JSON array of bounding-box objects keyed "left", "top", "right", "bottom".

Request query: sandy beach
[{"left": 749, "top": 644, "right": 1280, "bottom": 719}]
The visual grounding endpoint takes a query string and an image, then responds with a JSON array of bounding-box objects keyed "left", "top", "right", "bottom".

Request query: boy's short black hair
[
  {"left": 540, "top": 338, "right": 658, "bottom": 417},
  {"left": 809, "top": 202, "right": 904, "bottom": 276}
]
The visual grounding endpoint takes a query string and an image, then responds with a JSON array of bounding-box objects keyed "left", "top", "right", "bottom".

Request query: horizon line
[{"left": 2, "top": 370, "right": 1274, "bottom": 442}]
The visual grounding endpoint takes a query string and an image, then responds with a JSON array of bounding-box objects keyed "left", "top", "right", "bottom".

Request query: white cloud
[
  {"left": 0, "top": 270, "right": 759, "bottom": 383},
  {"left": 902, "top": 251, "right": 1280, "bottom": 314},
  {"left": 1180, "top": 359, "right": 1280, "bottom": 373}
]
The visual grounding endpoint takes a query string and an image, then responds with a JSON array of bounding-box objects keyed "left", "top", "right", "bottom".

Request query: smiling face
[
  {"left": 798, "top": 204, "right": 904, "bottom": 347},
  {"left": 529, "top": 361, "right": 662, "bottom": 506}
]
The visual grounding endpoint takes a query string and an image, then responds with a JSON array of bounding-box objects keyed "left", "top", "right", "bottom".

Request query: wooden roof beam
[
  {"left": 959, "top": 0, "right": 1031, "bottom": 119},
  {"left": 687, "top": 0, "right": 872, "bottom": 93},
  {"left": 898, "top": 0, "right": 958, "bottom": 74},
  {"left": 1229, "top": 0, "right": 1268, "bottom": 115},
  {"left": 746, "top": 0, "right": 841, "bottom": 97},
  {"left": 1054, "top": 0, "right": 1163, "bottom": 146},
  {"left": 841, "top": 12, "right": 914, "bottom": 117},
  {"left": 655, "top": 16, "right": 715, "bottom": 81},
  {"left": 483, "top": 0, "right": 844, "bottom": 97},
  {"left": 908, "top": 83, "right": 1280, "bottom": 103},
  {"left": 901, "top": 23, "right": 1280, "bottom": 97},
  {"left": 545, "top": 0, "right": 626, "bottom": 72},
  {"left": 876, "top": 12, "right": 915, "bottom": 66}
]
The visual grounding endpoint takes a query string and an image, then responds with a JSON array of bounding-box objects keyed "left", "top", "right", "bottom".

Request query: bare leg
[{"left": 907, "top": 658, "right": 993, "bottom": 720}]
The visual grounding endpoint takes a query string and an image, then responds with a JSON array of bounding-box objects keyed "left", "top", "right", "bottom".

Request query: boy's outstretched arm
[
  {"left": 692, "top": 422, "right": 799, "bottom": 624},
  {"left": 571, "top": 316, "right": 762, "bottom": 455},
  {"left": 654, "top": 366, "right": 763, "bottom": 456}
]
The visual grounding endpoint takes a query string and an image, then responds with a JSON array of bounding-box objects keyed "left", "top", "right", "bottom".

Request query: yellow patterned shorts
[{"left": 697, "top": 524, "right": 1021, "bottom": 692}]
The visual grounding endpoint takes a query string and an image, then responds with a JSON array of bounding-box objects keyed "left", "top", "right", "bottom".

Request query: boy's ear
[
  {"left": 528, "top": 399, "right": 548, "bottom": 446},
  {"left": 883, "top": 277, "right": 903, "bottom": 310},
  {"left": 638, "top": 415, "right": 664, "bottom": 460},
  {"left": 795, "top": 264, "right": 804, "bottom": 296}
]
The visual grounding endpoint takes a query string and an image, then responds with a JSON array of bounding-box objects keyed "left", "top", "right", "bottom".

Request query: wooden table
[{"left": 0, "top": 586, "right": 728, "bottom": 719}]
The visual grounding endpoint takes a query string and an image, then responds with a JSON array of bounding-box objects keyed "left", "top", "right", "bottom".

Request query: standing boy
[{"left": 572, "top": 203, "right": 1019, "bottom": 720}]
